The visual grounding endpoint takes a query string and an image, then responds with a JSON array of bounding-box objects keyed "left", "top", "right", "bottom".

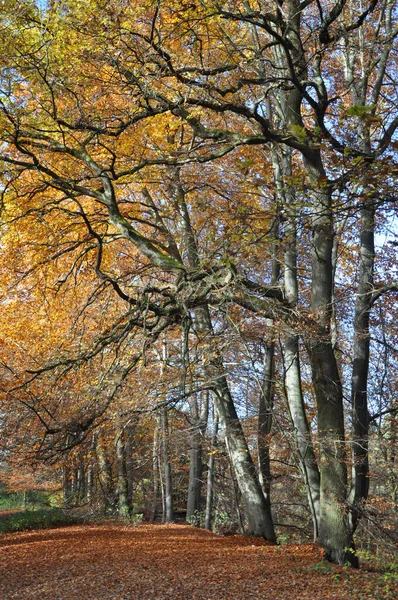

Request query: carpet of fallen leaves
[{"left": 0, "top": 523, "right": 396, "bottom": 599}]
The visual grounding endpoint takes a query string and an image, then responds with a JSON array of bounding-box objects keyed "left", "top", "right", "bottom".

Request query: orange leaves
[{"left": 0, "top": 524, "right": 394, "bottom": 600}]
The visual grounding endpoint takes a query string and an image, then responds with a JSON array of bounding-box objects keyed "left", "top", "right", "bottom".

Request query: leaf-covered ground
[{"left": 0, "top": 524, "right": 396, "bottom": 599}]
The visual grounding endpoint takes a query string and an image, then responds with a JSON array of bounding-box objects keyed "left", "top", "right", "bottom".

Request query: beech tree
[{"left": 0, "top": 0, "right": 397, "bottom": 566}]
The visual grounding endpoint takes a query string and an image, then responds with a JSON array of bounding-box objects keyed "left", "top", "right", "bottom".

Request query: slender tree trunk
[
  {"left": 270, "top": 145, "right": 321, "bottom": 539},
  {"left": 159, "top": 453, "right": 165, "bottom": 521},
  {"left": 97, "top": 440, "right": 114, "bottom": 514},
  {"left": 86, "top": 434, "right": 96, "bottom": 505},
  {"left": 389, "top": 416, "right": 397, "bottom": 508},
  {"left": 160, "top": 406, "right": 174, "bottom": 523},
  {"left": 116, "top": 429, "right": 130, "bottom": 518},
  {"left": 283, "top": 334, "right": 320, "bottom": 539},
  {"left": 283, "top": 167, "right": 321, "bottom": 538},
  {"left": 187, "top": 393, "right": 209, "bottom": 524},
  {"left": 86, "top": 463, "right": 94, "bottom": 504},
  {"left": 258, "top": 339, "right": 274, "bottom": 505},
  {"left": 125, "top": 427, "right": 135, "bottom": 513},
  {"left": 205, "top": 414, "right": 219, "bottom": 531},
  {"left": 186, "top": 425, "right": 203, "bottom": 524},
  {"left": 63, "top": 464, "right": 72, "bottom": 507},
  {"left": 257, "top": 209, "right": 279, "bottom": 508},
  {"left": 75, "top": 466, "right": 84, "bottom": 503},
  {"left": 149, "top": 421, "right": 160, "bottom": 522}
]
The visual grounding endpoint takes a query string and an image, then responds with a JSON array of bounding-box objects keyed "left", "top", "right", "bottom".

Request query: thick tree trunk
[
  {"left": 229, "top": 458, "right": 244, "bottom": 534},
  {"left": 308, "top": 340, "right": 353, "bottom": 564},
  {"left": 171, "top": 169, "right": 275, "bottom": 541},
  {"left": 341, "top": 0, "right": 394, "bottom": 541},
  {"left": 349, "top": 202, "right": 374, "bottom": 529},
  {"left": 277, "top": 3, "right": 354, "bottom": 554},
  {"left": 305, "top": 151, "right": 356, "bottom": 566},
  {"left": 194, "top": 304, "right": 275, "bottom": 540}
]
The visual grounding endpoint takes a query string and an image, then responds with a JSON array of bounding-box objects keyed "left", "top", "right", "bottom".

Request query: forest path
[{"left": 0, "top": 524, "right": 392, "bottom": 599}]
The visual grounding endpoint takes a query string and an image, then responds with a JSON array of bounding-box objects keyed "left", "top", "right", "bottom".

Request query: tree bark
[
  {"left": 258, "top": 339, "right": 274, "bottom": 505},
  {"left": 186, "top": 425, "right": 203, "bottom": 524},
  {"left": 115, "top": 429, "right": 130, "bottom": 518},
  {"left": 171, "top": 169, "right": 276, "bottom": 541},
  {"left": 86, "top": 463, "right": 94, "bottom": 504},
  {"left": 342, "top": 22, "right": 383, "bottom": 531},
  {"left": 205, "top": 414, "right": 218, "bottom": 531},
  {"left": 187, "top": 392, "right": 208, "bottom": 523},
  {"left": 160, "top": 406, "right": 174, "bottom": 523},
  {"left": 229, "top": 458, "right": 244, "bottom": 534},
  {"left": 206, "top": 329, "right": 275, "bottom": 540},
  {"left": 63, "top": 464, "right": 73, "bottom": 507},
  {"left": 275, "top": 0, "right": 355, "bottom": 561},
  {"left": 278, "top": 149, "right": 321, "bottom": 540},
  {"left": 97, "top": 440, "right": 115, "bottom": 514},
  {"left": 125, "top": 427, "right": 135, "bottom": 514},
  {"left": 257, "top": 204, "right": 279, "bottom": 509},
  {"left": 149, "top": 421, "right": 160, "bottom": 522},
  {"left": 348, "top": 202, "right": 375, "bottom": 530},
  {"left": 305, "top": 151, "right": 355, "bottom": 565}
]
